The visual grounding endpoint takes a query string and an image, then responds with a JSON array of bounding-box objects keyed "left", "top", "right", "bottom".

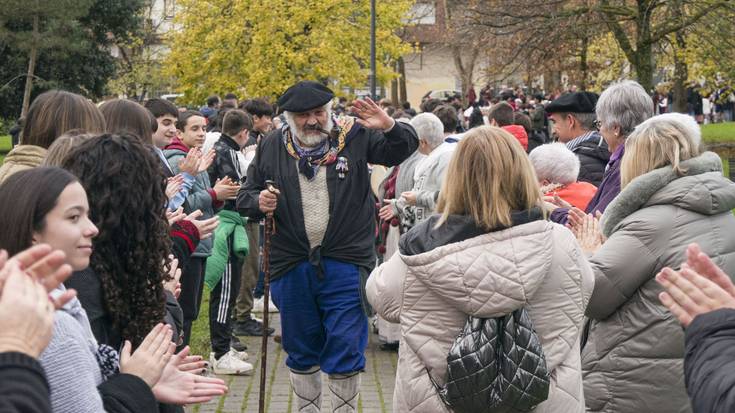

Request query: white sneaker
[
  {"left": 252, "top": 297, "right": 279, "bottom": 313},
  {"left": 212, "top": 350, "right": 254, "bottom": 375},
  {"left": 253, "top": 297, "right": 264, "bottom": 312},
  {"left": 230, "top": 347, "right": 249, "bottom": 361}
]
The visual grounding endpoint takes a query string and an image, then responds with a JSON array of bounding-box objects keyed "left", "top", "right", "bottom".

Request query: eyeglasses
[{"left": 594, "top": 119, "right": 603, "bottom": 129}]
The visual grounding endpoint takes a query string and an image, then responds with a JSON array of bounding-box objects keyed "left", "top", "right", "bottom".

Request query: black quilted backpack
[{"left": 429, "top": 308, "right": 550, "bottom": 413}]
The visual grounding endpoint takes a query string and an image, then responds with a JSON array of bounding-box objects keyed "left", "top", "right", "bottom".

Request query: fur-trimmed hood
[{"left": 602, "top": 151, "right": 735, "bottom": 237}]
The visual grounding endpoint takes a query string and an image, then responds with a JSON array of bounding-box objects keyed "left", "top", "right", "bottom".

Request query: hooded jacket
[
  {"left": 684, "top": 308, "right": 735, "bottom": 413},
  {"left": 367, "top": 212, "right": 594, "bottom": 413},
  {"left": 571, "top": 132, "right": 609, "bottom": 186},
  {"left": 164, "top": 138, "right": 217, "bottom": 257},
  {"left": 0, "top": 144, "right": 46, "bottom": 184},
  {"left": 501, "top": 124, "right": 529, "bottom": 151},
  {"left": 582, "top": 152, "right": 735, "bottom": 413}
]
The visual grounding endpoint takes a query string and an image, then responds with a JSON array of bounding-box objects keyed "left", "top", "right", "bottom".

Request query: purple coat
[{"left": 550, "top": 143, "right": 624, "bottom": 224}]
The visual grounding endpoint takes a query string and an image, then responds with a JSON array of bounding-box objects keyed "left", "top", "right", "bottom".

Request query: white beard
[{"left": 287, "top": 116, "right": 334, "bottom": 148}]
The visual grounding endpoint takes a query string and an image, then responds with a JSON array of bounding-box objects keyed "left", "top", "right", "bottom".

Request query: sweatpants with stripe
[{"left": 209, "top": 234, "right": 242, "bottom": 359}]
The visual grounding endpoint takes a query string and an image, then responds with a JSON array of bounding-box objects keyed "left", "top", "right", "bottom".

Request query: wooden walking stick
[{"left": 259, "top": 180, "right": 278, "bottom": 413}]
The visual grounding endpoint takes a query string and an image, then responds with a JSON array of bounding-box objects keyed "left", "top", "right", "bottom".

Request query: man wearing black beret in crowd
[
  {"left": 546, "top": 91, "right": 610, "bottom": 186},
  {"left": 237, "top": 80, "right": 418, "bottom": 413}
]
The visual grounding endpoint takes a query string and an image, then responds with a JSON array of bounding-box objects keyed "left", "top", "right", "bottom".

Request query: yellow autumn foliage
[{"left": 165, "top": 0, "right": 413, "bottom": 104}]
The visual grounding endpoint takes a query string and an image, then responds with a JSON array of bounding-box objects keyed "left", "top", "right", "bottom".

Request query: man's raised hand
[{"left": 352, "top": 98, "right": 395, "bottom": 131}]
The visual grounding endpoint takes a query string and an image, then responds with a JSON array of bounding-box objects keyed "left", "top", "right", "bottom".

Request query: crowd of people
[{"left": 1, "top": 77, "right": 735, "bottom": 413}]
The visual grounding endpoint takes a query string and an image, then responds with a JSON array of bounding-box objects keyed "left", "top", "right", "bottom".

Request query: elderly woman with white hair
[
  {"left": 549, "top": 80, "right": 654, "bottom": 227},
  {"left": 389, "top": 113, "right": 454, "bottom": 228},
  {"left": 530, "top": 143, "right": 597, "bottom": 210},
  {"left": 575, "top": 113, "right": 735, "bottom": 413}
]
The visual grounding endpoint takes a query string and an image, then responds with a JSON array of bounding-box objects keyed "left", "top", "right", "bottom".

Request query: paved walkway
[{"left": 189, "top": 314, "right": 398, "bottom": 413}]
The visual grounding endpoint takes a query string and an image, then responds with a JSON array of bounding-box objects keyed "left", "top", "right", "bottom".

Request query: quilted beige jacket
[
  {"left": 367, "top": 217, "right": 594, "bottom": 413},
  {"left": 0, "top": 144, "right": 46, "bottom": 184}
]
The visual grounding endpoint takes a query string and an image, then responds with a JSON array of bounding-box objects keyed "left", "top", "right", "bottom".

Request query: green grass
[
  {"left": 0, "top": 135, "right": 9, "bottom": 163},
  {"left": 0, "top": 135, "right": 10, "bottom": 152},
  {"left": 189, "top": 287, "right": 212, "bottom": 358},
  {"left": 702, "top": 122, "right": 735, "bottom": 143}
]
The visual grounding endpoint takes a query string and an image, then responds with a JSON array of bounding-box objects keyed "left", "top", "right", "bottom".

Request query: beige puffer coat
[
  {"left": 0, "top": 144, "right": 46, "bottom": 184},
  {"left": 582, "top": 152, "right": 735, "bottom": 413},
  {"left": 367, "top": 214, "right": 595, "bottom": 413}
]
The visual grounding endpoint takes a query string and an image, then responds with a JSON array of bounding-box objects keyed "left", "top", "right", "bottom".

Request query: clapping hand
[
  {"left": 119, "top": 323, "right": 175, "bottom": 387},
  {"left": 184, "top": 210, "right": 219, "bottom": 240},
  {"left": 573, "top": 212, "right": 605, "bottom": 255},
  {"left": 166, "top": 175, "right": 184, "bottom": 200},
  {"left": 152, "top": 346, "right": 228, "bottom": 405},
  {"left": 656, "top": 244, "right": 735, "bottom": 327},
  {"left": 0, "top": 245, "right": 74, "bottom": 309},
  {"left": 163, "top": 256, "right": 182, "bottom": 299},
  {"left": 0, "top": 260, "right": 57, "bottom": 358},
  {"left": 378, "top": 201, "right": 396, "bottom": 221},
  {"left": 213, "top": 177, "right": 239, "bottom": 201},
  {"left": 198, "top": 149, "right": 216, "bottom": 174},
  {"left": 400, "top": 191, "right": 417, "bottom": 207},
  {"left": 167, "top": 207, "right": 186, "bottom": 225},
  {"left": 178, "top": 149, "right": 202, "bottom": 176}
]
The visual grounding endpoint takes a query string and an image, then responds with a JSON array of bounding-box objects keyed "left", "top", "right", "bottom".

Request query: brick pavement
[{"left": 188, "top": 314, "right": 398, "bottom": 413}]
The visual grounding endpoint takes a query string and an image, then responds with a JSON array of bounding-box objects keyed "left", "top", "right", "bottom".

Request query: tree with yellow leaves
[{"left": 165, "top": 0, "right": 413, "bottom": 104}]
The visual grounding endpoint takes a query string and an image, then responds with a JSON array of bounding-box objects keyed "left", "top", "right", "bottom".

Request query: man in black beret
[
  {"left": 237, "top": 80, "right": 418, "bottom": 412},
  {"left": 546, "top": 91, "right": 610, "bottom": 186}
]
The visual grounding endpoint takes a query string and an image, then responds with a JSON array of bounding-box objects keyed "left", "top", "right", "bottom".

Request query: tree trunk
[
  {"left": 634, "top": 0, "right": 654, "bottom": 93},
  {"left": 672, "top": 1, "right": 688, "bottom": 113},
  {"left": 634, "top": 43, "right": 654, "bottom": 93},
  {"left": 672, "top": 35, "right": 688, "bottom": 113},
  {"left": 20, "top": 13, "right": 39, "bottom": 119},
  {"left": 398, "top": 57, "right": 407, "bottom": 104},
  {"left": 579, "top": 36, "right": 589, "bottom": 91},
  {"left": 390, "top": 60, "right": 399, "bottom": 105}
]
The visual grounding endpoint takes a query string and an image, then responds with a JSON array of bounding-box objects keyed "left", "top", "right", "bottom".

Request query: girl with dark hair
[
  {"left": 62, "top": 133, "right": 175, "bottom": 346},
  {"left": 60, "top": 134, "right": 227, "bottom": 409},
  {"left": 0, "top": 167, "right": 175, "bottom": 413},
  {"left": 0, "top": 90, "right": 106, "bottom": 184}
]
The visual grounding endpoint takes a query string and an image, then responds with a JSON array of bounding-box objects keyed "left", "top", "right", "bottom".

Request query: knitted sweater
[
  {"left": 299, "top": 164, "right": 330, "bottom": 249},
  {"left": 39, "top": 288, "right": 157, "bottom": 413},
  {"left": 39, "top": 294, "right": 105, "bottom": 412}
]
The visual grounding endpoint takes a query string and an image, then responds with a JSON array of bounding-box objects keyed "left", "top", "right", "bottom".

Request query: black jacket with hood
[
  {"left": 684, "top": 308, "right": 735, "bottom": 413},
  {"left": 573, "top": 132, "right": 610, "bottom": 187}
]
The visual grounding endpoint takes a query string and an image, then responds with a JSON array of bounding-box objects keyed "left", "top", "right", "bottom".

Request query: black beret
[
  {"left": 277, "top": 80, "right": 335, "bottom": 113},
  {"left": 545, "top": 91, "right": 599, "bottom": 114}
]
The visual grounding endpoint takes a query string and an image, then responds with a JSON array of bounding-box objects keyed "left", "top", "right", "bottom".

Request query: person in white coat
[{"left": 367, "top": 125, "right": 595, "bottom": 413}]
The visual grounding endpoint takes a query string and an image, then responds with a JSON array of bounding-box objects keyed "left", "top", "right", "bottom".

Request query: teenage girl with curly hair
[{"left": 63, "top": 133, "right": 174, "bottom": 347}]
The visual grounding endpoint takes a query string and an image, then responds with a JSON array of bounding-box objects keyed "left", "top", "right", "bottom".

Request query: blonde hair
[
  {"left": 621, "top": 114, "right": 701, "bottom": 188},
  {"left": 41, "top": 131, "right": 95, "bottom": 167},
  {"left": 436, "top": 126, "right": 542, "bottom": 230}
]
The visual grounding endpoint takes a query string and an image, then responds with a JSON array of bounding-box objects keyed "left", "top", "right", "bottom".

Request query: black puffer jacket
[
  {"left": 684, "top": 308, "right": 735, "bottom": 413},
  {"left": 573, "top": 133, "right": 610, "bottom": 186}
]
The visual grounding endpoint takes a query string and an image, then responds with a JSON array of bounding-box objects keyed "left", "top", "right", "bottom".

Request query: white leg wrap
[
  {"left": 328, "top": 372, "right": 360, "bottom": 413},
  {"left": 290, "top": 368, "right": 322, "bottom": 412}
]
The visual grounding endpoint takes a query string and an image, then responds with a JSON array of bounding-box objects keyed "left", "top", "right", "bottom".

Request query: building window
[
  {"left": 406, "top": 1, "right": 436, "bottom": 25},
  {"left": 164, "top": 0, "right": 176, "bottom": 19}
]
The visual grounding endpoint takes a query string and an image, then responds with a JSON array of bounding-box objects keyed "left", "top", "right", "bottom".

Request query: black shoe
[
  {"left": 230, "top": 335, "right": 248, "bottom": 352},
  {"left": 233, "top": 318, "right": 275, "bottom": 336},
  {"left": 379, "top": 342, "right": 399, "bottom": 352}
]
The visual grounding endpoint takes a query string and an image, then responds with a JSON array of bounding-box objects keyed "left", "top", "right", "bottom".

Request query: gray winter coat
[
  {"left": 582, "top": 151, "right": 735, "bottom": 413},
  {"left": 164, "top": 148, "right": 215, "bottom": 257}
]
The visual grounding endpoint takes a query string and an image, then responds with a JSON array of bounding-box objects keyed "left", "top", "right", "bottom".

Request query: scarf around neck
[{"left": 283, "top": 115, "right": 358, "bottom": 180}]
